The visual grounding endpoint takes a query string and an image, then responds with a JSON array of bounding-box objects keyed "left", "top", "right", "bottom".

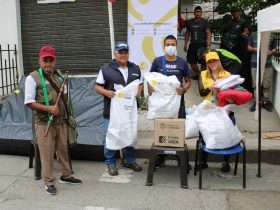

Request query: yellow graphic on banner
[
  {"left": 139, "top": 0, "right": 149, "bottom": 4},
  {"left": 153, "top": 5, "right": 177, "bottom": 29},
  {"left": 128, "top": 0, "right": 143, "bottom": 21},
  {"left": 128, "top": 22, "right": 133, "bottom": 28},
  {"left": 142, "top": 36, "right": 156, "bottom": 63},
  {"left": 140, "top": 62, "right": 148, "bottom": 71}
]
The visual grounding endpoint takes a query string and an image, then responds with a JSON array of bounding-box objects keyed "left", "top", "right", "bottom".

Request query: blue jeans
[{"left": 103, "top": 118, "right": 136, "bottom": 165}]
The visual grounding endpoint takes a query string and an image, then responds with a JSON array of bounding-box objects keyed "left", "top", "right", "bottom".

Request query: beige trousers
[
  {"left": 251, "top": 67, "right": 272, "bottom": 99},
  {"left": 36, "top": 122, "right": 72, "bottom": 186}
]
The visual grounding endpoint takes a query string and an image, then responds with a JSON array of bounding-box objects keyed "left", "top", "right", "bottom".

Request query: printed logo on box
[{"left": 159, "top": 136, "right": 180, "bottom": 144}]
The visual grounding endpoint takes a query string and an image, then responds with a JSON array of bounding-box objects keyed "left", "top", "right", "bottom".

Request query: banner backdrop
[{"left": 128, "top": 0, "right": 178, "bottom": 72}]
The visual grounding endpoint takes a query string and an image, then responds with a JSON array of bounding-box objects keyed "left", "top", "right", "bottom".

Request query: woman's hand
[{"left": 209, "top": 85, "right": 219, "bottom": 94}]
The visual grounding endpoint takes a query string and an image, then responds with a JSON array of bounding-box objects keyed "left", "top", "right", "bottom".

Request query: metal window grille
[{"left": 0, "top": 44, "right": 19, "bottom": 96}]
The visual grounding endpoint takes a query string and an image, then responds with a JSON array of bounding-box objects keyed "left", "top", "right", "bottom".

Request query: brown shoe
[
  {"left": 107, "top": 165, "right": 118, "bottom": 176},
  {"left": 124, "top": 162, "right": 142, "bottom": 171}
]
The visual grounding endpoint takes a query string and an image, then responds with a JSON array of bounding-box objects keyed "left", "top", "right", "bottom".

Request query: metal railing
[
  {"left": 273, "top": 33, "right": 280, "bottom": 64},
  {"left": 0, "top": 44, "right": 19, "bottom": 96}
]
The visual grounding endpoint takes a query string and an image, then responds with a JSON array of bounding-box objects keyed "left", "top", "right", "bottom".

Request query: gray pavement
[{"left": 1, "top": 155, "right": 280, "bottom": 210}]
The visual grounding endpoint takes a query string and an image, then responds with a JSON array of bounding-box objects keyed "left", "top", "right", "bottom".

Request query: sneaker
[
  {"left": 221, "top": 161, "right": 231, "bottom": 172},
  {"left": 124, "top": 162, "right": 142, "bottom": 171},
  {"left": 249, "top": 101, "right": 256, "bottom": 112},
  {"left": 59, "top": 176, "right": 82, "bottom": 184},
  {"left": 262, "top": 100, "right": 273, "bottom": 112},
  {"left": 107, "top": 165, "right": 118, "bottom": 176},
  {"left": 45, "top": 185, "right": 56, "bottom": 195}
]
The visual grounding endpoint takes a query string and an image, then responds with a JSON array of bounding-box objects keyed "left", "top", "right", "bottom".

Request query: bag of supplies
[
  {"left": 144, "top": 72, "right": 181, "bottom": 119},
  {"left": 193, "top": 100, "right": 243, "bottom": 149},
  {"left": 106, "top": 80, "right": 139, "bottom": 150}
]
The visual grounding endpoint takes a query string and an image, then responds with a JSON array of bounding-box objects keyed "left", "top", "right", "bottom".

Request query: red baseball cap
[{"left": 39, "top": 45, "right": 56, "bottom": 58}]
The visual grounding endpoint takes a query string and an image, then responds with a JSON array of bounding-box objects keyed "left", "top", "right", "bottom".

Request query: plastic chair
[
  {"left": 194, "top": 138, "right": 246, "bottom": 189},
  {"left": 146, "top": 144, "right": 189, "bottom": 189}
]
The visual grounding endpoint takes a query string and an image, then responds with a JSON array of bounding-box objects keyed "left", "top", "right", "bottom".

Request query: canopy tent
[{"left": 255, "top": 3, "right": 280, "bottom": 177}]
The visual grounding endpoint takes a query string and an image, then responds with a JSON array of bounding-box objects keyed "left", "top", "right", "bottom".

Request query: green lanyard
[{"left": 39, "top": 68, "right": 52, "bottom": 121}]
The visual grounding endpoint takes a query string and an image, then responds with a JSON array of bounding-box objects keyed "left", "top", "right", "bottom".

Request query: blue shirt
[
  {"left": 150, "top": 56, "right": 190, "bottom": 84},
  {"left": 251, "top": 37, "right": 277, "bottom": 68}
]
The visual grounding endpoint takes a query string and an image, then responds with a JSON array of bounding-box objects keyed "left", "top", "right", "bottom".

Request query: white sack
[
  {"left": 185, "top": 106, "right": 199, "bottom": 138},
  {"left": 144, "top": 72, "right": 181, "bottom": 119},
  {"left": 106, "top": 80, "right": 139, "bottom": 150},
  {"left": 193, "top": 100, "right": 243, "bottom": 149}
]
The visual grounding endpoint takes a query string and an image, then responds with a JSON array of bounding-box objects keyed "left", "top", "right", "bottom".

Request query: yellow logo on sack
[
  {"left": 203, "top": 105, "right": 211, "bottom": 110},
  {"left": 151, "top": 80, "right": 158, "bottom": 86},
  {"left": 117, "top": 92, "right": 124, "bottom": 98}
]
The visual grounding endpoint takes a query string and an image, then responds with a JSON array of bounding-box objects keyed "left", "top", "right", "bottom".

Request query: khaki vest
[{"left": 30, "top": 70, "right": 67, "bottom": 124}]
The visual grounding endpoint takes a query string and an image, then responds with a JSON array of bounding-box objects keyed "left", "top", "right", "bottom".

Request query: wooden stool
[{"left": 146, "top": 144, "right": 189, "bottom": 189}]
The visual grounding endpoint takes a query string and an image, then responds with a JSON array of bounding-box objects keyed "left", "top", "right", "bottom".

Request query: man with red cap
[{"left": 24, "top": 45, "right": 81, "bottom": 196}]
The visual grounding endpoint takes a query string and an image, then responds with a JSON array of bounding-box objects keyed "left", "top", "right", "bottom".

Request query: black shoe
[
  {"left": 262, "top": 101, "right": 273, "bottom": 112},
  {"left": 221, "top": 161, "right": 231, "bottom": 172},
  {"left": 59, "top": 176, "right": 82, "bottom": 184},
  {"left": 155, "top": 156, "right": 165, "bottom": 169},
  {"left": 194, "top": 162, "right": 208, "bottom": 171},
  {"left": 45, "top": 185, "right": 56, "bottom": 195},
  {"left": 124, "top": 162, "right": 142, "bottom": 171},
  {"left": 107, "top": 165, "right": 118, "bottom": 176},
  {"left": 249, "top": 101, "right": 256, "bottom": 112}
]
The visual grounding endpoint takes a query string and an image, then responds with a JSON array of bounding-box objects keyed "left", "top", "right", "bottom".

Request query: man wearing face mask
[{"left": 149, "top": 35, "right": 191, "bottom": 168}]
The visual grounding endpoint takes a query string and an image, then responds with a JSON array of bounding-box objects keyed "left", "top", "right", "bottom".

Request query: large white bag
[
  {"left": 144, "top": 72, "right": 181, "bottom": 119},
  {"left": 193, "top": 100, "right": 243, "bottom": 149},
  {"left": 106, "top": 80, "right": 139, "bottom": 150},
  {"left": 185, "top": 106, "right": 199, "bottom": 139}
]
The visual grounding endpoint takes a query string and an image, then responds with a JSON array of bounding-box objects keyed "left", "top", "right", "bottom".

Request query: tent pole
[{"left": 257, "top": 52, "right": 262, "bottom": 178}]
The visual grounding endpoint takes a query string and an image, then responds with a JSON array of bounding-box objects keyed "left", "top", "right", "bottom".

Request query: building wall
[
  {"left": 0, "top": 0, "right": 24, "bottom": 78},
  {"left": 20, "top": 0, "right": 127, "bottom": 74}
]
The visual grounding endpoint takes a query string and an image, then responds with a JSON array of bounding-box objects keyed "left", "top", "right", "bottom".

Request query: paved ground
[{"left": 0, "top": 155, "right": 280, "bottom": 210}]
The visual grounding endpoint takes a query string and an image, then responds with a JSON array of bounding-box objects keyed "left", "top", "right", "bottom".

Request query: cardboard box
[{"left": 154, "top": 119, "right": 185, "bottom": 148}]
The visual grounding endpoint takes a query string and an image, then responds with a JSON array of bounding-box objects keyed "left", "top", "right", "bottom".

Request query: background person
[
  {"left": 24, "top": 45, "right": 82, "bottom": 196},
  {"left": 184, "top": 6, "right": 211, "bottom": 80},
  {"left": 249, "top": 35, "right": 277, "bottom": 112},
  {"left": 94, "top": 42, "right": 143, "bottom": 176}
]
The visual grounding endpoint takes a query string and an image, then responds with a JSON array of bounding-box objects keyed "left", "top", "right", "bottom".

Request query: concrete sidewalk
[{"left": 0, "top": 155, "right": 280, "bottom": 210}]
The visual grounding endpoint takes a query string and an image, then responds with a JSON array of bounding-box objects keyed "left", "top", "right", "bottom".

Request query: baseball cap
[
  {"left": 39, "top": 45, "right": 56, "bottom": 58},
  {"left": 115, "top": 42, "right": 129, "bottom": 51},
  {"left": 205, "top": 52, "right": 220, "bottom": 63}
]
